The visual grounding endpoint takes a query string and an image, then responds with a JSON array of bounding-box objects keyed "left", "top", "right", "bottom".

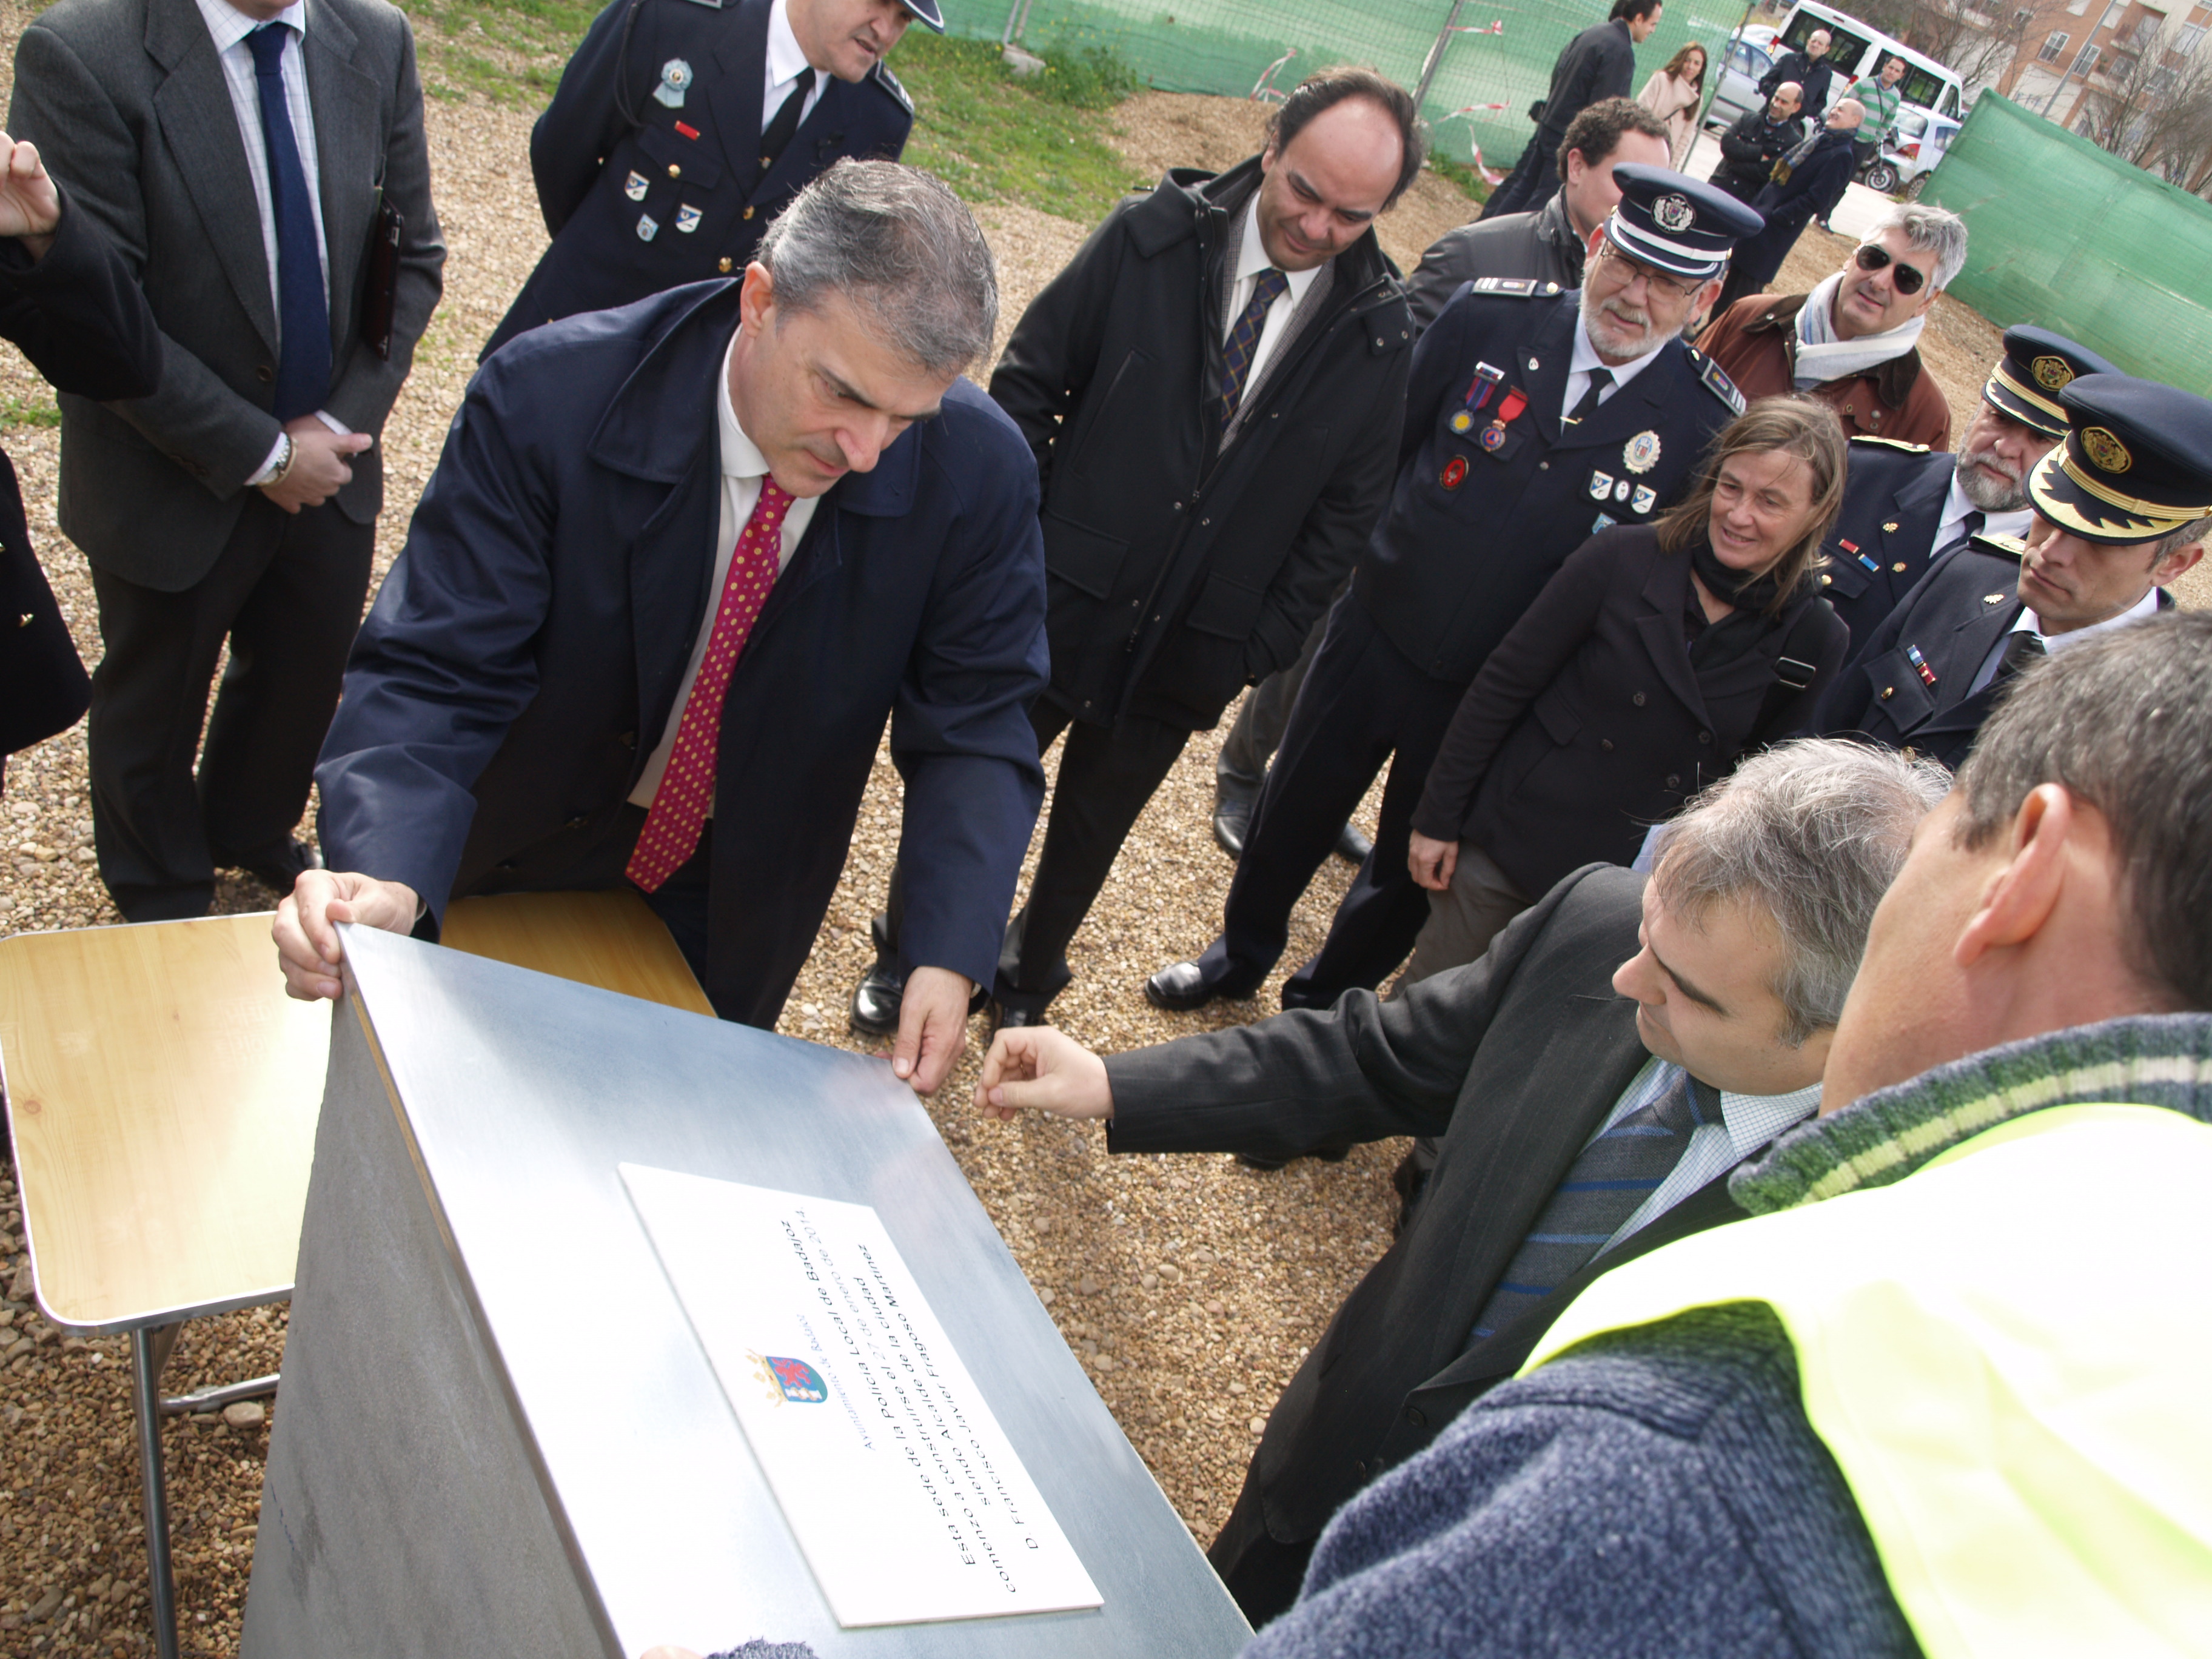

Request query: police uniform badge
[
  {"left": 1614, "top": 479, "right": 1631, "bottom": 503},
  {"left": 675, "top": 204, "right": 702, "bottom": 234},
  {"left": 625, "top": 170, "right": 649, "bottom": 202},
  {"left": 1697, "top": 355, "right": 1747, "bottom": 415},
  {"left": 1623, "top": 431, "right": 1661, "bottom": 474},
  {"left": 2033, "top": 355, "right": 2074, "bottom": 392},
  {"left": 1479, "top": 424, "right": 1509, "bottom": 453},
  {"left": 1631, "top": 484, "right": 1656, "bottom": 515},
  {"left": 1652, "top": 194, "right": 1696, "bottom": 233},
  {"left": 1588, "top": 469, "right": 1614, "bottom": 500},
  {"left": 1470, "top": 277, "right": 1539, "bottom": 297},
  {"left": 2081, "top": 427, "right": 2133, "bottom": 472},
  {"left": 654, "top": 58, "right": 694, "bottom": 109},
  {"left": 636, "top": 213, "right": 660, "bottom": 241},
  {"left": 1591, "top": 512, "right": 1618, "bottom": 533},
  {"left": 1439, "top": 455, "right": 1468, "bottom": 489}
]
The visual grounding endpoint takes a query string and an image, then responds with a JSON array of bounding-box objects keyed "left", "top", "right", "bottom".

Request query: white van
[{"left": 1765, "top": 1, "right": 1967, "bottom": 121}]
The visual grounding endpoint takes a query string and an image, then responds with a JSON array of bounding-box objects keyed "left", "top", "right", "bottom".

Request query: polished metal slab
[{"left": 242, "top": 925, "right": 1249, "bottom": 1659}]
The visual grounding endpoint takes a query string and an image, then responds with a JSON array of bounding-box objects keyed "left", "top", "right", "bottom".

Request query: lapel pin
[{"left": 655, "top": 58, "right": 693, "bottom": 109}]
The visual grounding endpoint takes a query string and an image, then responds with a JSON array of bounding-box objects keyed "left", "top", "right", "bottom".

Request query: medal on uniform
[
  {"left": 1480, "top": 387, "right": 1528, "bottom": 453},
  {"left": 654, "top": 58, "right": 694, "bottom": 109},
  {"left": 1858, "top": 552, "right": 1881, "bottom": 572},
  {"left": 1439, "top": 455, "right": 1468, "bottom": 489},
  {"left": 1631, "top": 484, "right": 1656, "bottom": 515},
  {"left": 636, "top": 213, "right": 660, "bottom": 241},
  {"left": 1614, "top": 478, "right": 1631, "bottom": 503},
  {"left": 1590, "top": 512, "right": 1617, "bottom": 532},
  {"left": 1905, "top": 643, "right": 1938, "bottom": 687},
  {"left": 675, "top": 204, "right": 702, "bottom": 233},
  {"left": 1588, "top": 469, "right": 1614, "bottom": 500},
  {"left": 1623, "top": 431, "right": 1661, "bottom": 473},
  {"left": 625, "top": 170, "right": 649, "bottom": 202},
  {"left": 1451, "top": 361, "right": 1506, "bottom": 432}
]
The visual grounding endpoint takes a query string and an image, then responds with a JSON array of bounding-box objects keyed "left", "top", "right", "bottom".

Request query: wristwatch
[{"left": 268, "top": 431, "right": 296, "bottom": 486}]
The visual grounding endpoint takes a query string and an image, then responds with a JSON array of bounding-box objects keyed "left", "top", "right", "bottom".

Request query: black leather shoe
[
  {"left": 1145, "top": 958, "right": 1233, "bottom": 1013},
  {"left": 212, "top": 836, "right": 321, "bottom": 893},
  {"left": 1333, "top": 822, "right": 1375, "bottom": 865},
  {"left": 1235, "top": 1152, "right": 1287, "bottom": 1171},
  {"left": 848, "top": 963, "right": 905, "bottom": 1036},
  {"left": 1212, "top": 797, "right": 1252, "bottom": 859},
  {"left": 988, "top": 999, "right": 1046, "bottom": 1038}
]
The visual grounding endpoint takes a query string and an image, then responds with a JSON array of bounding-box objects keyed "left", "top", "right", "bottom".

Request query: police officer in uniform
[
  {"left": 1817, "top": 326, "right": 2120, "bottom": 652},
  {"left": 484, "top": 0, "right": 930, "bottom": 358},
  {"left": 1818, "top": 373, "right": 2211, "bottom": 770},
  {"left": 1147, "top": 166, "right": 1763, "bottom": 1022}
]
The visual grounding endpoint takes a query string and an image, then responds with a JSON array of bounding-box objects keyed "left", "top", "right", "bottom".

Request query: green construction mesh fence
[
  {"left": 1921, "top": 95, "right": 2212, "bottom": 399},
  {"left": 940, "top": 0, "right": 1761, "bottom": 174}
]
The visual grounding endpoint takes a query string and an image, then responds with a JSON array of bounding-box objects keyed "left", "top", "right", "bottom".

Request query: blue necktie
[
  {"left": 247, "top": 24, "right": 329, "bottom": 423},
  {"left": 1217, "top": 267, "right": 1289, "bottom": 429},
  {"left": 1466, "top": 1067, "right": 1718, "bottom": 1344}
]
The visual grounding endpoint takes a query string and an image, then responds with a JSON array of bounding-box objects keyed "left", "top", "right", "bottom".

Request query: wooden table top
[
  {"left": 0, "top": 913, "right": 328, "bottom": 1333},
  {"left": 0, "top": 894, "right": 712, "bottom": 1333}
]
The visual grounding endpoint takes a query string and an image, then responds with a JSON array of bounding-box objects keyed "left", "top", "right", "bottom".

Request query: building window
[
  {"left": 2100, "top": 1, "right": 2127, "bottom": 27},
  {"left": 2178, "top": 20, "right": 2208, "bottom": 50},
  {"left": 2073, "top": 41, "right": 2103, "bottom": 71},
  {"left": 2042, "top": 28, "right": 2073, "bottom": 56}
]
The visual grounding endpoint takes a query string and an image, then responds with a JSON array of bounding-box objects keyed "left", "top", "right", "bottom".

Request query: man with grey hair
[
  {"left": 1701, "top": 199, "right": 1965, "bottom": 449},
  {"left": 276, "top": 161, "right": 1048, "bottom": 1094},
  {"left": 970, "top": 736, "right": 1946, "bottom": 1626}
]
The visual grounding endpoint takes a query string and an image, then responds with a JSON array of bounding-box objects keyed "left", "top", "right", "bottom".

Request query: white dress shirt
[
  {"left": 1563, "top": 315, "right": 1669, "bottom": 429},
  {"left": 1968, "top": 583, "right": 2161, "bottom": 696},
  {"left": 196, "top": 0, "right": 349, "bottom": 480},
  {"left": 631, "top": 330, "right": 822, "bottom": 809},
  {"left": 1224, "top": 193, "right": 1321, "bottom": 396},
  {"left": 1931, "top": 471, "right": 2033, "bottom": 560},
  {"left": 763, "top": 0, "right": 826, "bottom": 132},
  {"left": 1589, "top": 1055, "right": 1823, "bottom": 1255}
]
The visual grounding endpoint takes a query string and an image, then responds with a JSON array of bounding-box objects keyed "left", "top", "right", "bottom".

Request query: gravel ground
[{"left": 0, "top": 41, "right": 2197, "bottom": 1654}]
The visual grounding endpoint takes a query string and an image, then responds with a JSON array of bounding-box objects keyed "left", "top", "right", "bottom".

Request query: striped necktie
[
  {"left": 1218, "top": 267, "right": 1289, "bottom": 429},
  {"left": 1467, "top": 1067, "right": 1718, "bottom": 1346},
  {"left": 626, "top": 478, "right": 796, "bottom": 893}
]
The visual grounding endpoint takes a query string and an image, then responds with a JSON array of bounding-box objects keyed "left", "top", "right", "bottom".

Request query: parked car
[
  {"left": 1703, "top": 24, "right": 1782, "bottom": 133},
  {"left": 1860, "top": 106, "right": 1962, "bottom": 195}
]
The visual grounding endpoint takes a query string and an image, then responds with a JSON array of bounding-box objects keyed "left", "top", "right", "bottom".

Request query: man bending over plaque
[{"left": 275, "top": 162, "right": 1048, "bottom": 1095}]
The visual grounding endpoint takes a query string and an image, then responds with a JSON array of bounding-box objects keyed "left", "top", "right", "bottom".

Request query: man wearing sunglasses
[
  {"left": 1700, "top": 202, "right": 1964, "bottom": 452},
  {"left": 1811, "top": 325, "right": 2119, "bottom": 653},
  {"left": 1816, "top": 372, "right": 2208, "bottom": 770}
]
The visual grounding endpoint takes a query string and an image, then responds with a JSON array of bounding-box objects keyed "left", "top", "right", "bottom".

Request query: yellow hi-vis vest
[{"left": 1522, "top": 1102, "right": 2212, "bottom": 1659}]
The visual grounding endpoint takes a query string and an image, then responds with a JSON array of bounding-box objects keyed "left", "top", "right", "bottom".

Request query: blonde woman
[{"left": 1638, "top": 43, "right": 1707, "bottom": 167}]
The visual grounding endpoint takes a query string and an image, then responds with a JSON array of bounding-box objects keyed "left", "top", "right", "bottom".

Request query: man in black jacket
[
  {"left": 1758, "top": 24, "right": 1836, "bottom": 116},
  {"left": 1404, "top": 98, "right": 1671, "bottom": 335},
  {"left": 974, "top": 739, "right": 1943, "bottom": 1626},
  {"left": 1712, "top": 97, "right": 1862, "bottom": 313},
  {"left": 1818, "top": 373, "right": 2209, "bottom": 769},
  {"left": 1147, "top": 167, "right": 1757, "bottom": 1022},
  {"left": 847, "top": 69, "right": 1420, "bottom": 1034},
  {"left": 1481, "top": 0, "right": 1663, "bottom": 220},
  {"left": 484, "top": 0, "right": 928, "bottom": 358},
  {"left": 1709, "top": 79, "right": 1805, "bottom": 203}
]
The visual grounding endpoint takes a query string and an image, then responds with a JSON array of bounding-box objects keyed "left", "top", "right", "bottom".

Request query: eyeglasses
[
  {"left": 1853, "top": 242, "right": 1931, "bottom": 295},
  {"left": 1594, "top": 240, "right": 1706, "bottom": 302}
]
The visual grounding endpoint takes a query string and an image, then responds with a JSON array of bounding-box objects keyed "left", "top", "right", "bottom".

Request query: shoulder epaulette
[
  {"left": 1468, "top": 276, "right": 1561, "bottom": 298},
  {"left": 1691, "top": 349, "right": 1745, "bottom": 416},
  {"left": 1850, "top": 435, "right": 1931, "bottom": 452},
  {"left": 871, "top": 60, "right": 914, "bottom": 115},
  {"left": 1970, "top": 532, "right": 2027, "bottom": 561}
]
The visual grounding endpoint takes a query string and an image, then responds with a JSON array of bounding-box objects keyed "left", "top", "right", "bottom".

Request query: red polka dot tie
[{"left": 626, "top": 477, "right": 796, "bottom": 893}]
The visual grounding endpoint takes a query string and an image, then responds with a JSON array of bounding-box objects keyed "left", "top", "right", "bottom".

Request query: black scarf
[{"left": 1690, "top": 535, "right": 1793, "bottom": 617}]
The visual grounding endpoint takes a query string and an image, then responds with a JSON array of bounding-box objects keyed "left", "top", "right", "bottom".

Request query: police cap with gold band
[
  {"left": 1601, "top": 163, "right": 1766, "bottom": 280},
  {"left": 2029, "top": 374, "right": 2212, "bottom": 545},
  {"left": 1983, "top": 325, "right": 2123, "bottom": 439}
]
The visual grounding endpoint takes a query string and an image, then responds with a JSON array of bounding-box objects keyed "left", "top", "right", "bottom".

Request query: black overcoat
[
  {"left": 1409, "top": 526, "right": 1846, "bottom": 893},
  {"left": 987, "top": 158, "right": 1412, "bottom": 732},
  {"left": 1104, "top": 865, "right": 1757, "bottom": 1552},
  {"left": 0, "top": 195, "right": 161, "bottom": 757}
]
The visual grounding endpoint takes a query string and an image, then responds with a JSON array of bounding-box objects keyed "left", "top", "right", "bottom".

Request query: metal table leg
[{"left": 131, "top": 1324, "right": 181, "bottom": 1659}]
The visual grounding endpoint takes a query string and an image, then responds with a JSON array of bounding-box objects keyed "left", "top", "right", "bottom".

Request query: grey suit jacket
[
  {"left": 10, "top": 0, "right": 444, "bottom": 591},
  {"left": 1105, "top": 864, "right": 1760, "bottom": 1548}
]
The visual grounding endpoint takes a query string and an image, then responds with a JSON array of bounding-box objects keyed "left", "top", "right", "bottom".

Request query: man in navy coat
[
  {"left": 1814, "top": 326, "right": 2119, "bottom": 653},
  {"left": 483, "top": 0, "right": 929, "bottom": 358},
  {"left": 276, "top": 163, "right": 1047, "bottom": 1096}
]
